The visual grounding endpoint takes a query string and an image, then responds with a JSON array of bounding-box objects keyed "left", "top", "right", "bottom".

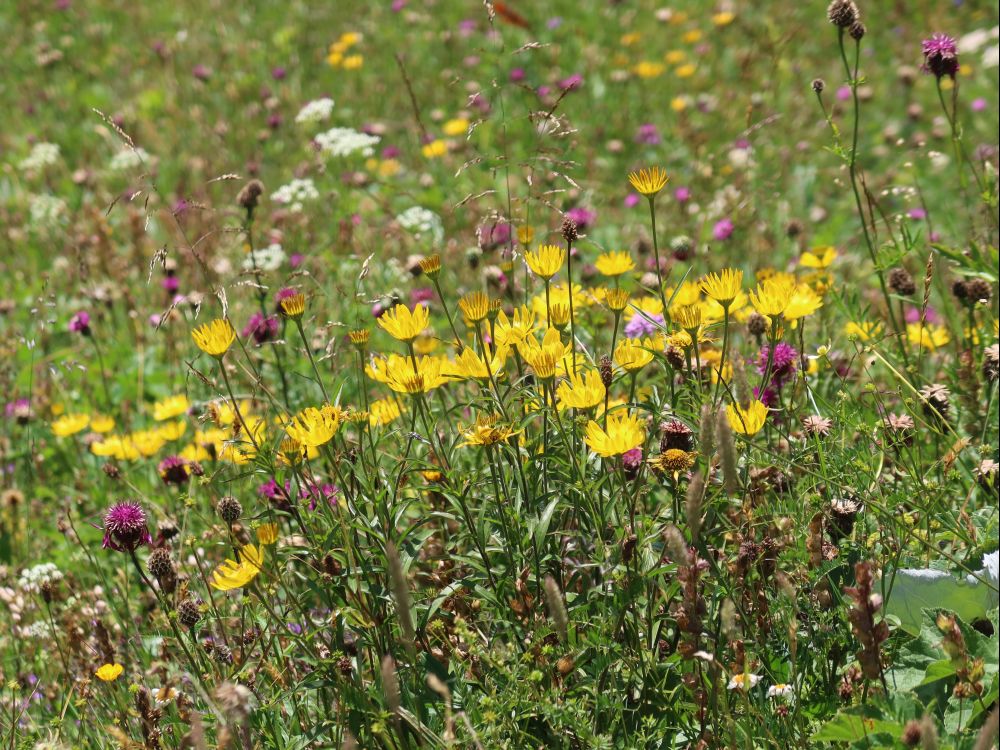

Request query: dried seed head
[
  {"left": 888, "top": 267, "right": 916, "bottom": 296},
  {"left": 178, "top": 598, "right": 202, "bottom": 628},
  {"left": 747, "top": 311, "right": 768, "bottom": 338},
  {"left": 380, "top": 655, "right": 401, "bottom": 715},
  {"left": 660, "top": 418, "right": 693, "bottom": 452},
  {"left": 849, "top": 21, "right": 866, "bottom": 40},
  {"left": 560, "top": 215, "right": 579, "bottom": 244},
  {"left": 698, "top": 404, "right": 716, "bottom": 462},
  {"left": 716, "top": 407, "right": 739, "bottom": 496},
  {"left": 598, "top": 355, "right": 614, "bottom": 389},
  {"left": 827, "top": 0, "right": 859, "bottom": 28},
  {"left": 983, "top": 344, "right": 999, "bottom": 383},
  {"left": 236, "top": 179, "right": 265, "bottom": 212},
  {"left": 664, "top": 524, "right": 688, "bottom": 564},
  {"left": 147, "top": 547, "right": 175, "bottom": 581},
  {"left": 217, "top": 496, "right": 242, "bottom": 525},
  {"left": 811, "top": 78, "right": 825, "bottom": 94}
]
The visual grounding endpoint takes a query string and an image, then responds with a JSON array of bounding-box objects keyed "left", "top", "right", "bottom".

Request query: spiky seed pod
[
  {"left": 888, "top": 267, "right": 916, "bottom": 296},
  {"left": 147, "top": 547, "right": 175, "bottom": 581},
  {"left": 811, "top": 78, "right": 825, "bottom": 94},
  {"left": 236, "top": 179, "right": 265, "bottom": 212},
  {"left": 217, "top": 496, "right": 242, "bottom": 525},
  {"left": 598, "top": 355, "right": 614, "bottom": 389},
  {"left": 827, "top": 0, "right": 859, "bottom": 28},
  {"left": 561, "top": 216, "right": 579, "bottom": 244},
  {"left": 849, "top": 21, "right": 866, "bottom": 40},
  {"left": 178, "top": 598, "right": 201, "bottom": 628},
  {"left": 213, "top": 644, "right": 233, "bottom": 665}
]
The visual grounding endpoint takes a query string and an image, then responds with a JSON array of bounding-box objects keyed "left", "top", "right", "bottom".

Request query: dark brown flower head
[
  {"left": 659, "top": 418, "right": 694, "bottom": 452},
  {"left": 237, "top": 179, "right": 265, "bottom": 212},
  {"left": 827, "top": 0, "right": 859, "bottom": 28},
  {"left": 888, "top": 267, "right": 916, "bottom": 296},
  {"left": 747, "top": 311, "right": 768, "bottom": 338},
  {"left": 147, "top": 547, "right": 175, "bottom": 581},
  {"left": 849, "top": 21, "right": 866, "bottom": 41},
  {"left": 561, "top": 215, "right": 579, "bottom": 244},
  {"left": 598, "top": 355, "right": 614, "bottom": 389},
  {"left": 965, "top": 278, "right": 993, "bottom": 305},
  {"left": 217, "top": 496, "right": 243, "bottom": 525},
  {"left": 919, "top": 383, "right": 951, "bottom": 421},
  {"left": 178, "top": 598, "right": 202, "bottom": 628},
  {"left": 811, "top": 79, "right": 825, "bottom": 95}
]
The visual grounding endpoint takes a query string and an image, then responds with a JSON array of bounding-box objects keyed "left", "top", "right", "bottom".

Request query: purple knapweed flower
[
  {"left": 242, "top": 312, "right": 280, "bottom": 345},
  {"left": 921, "top": 33, "right": 959, "bottom": 79},
  {"left": 102, "top": 501, "right": 153, "bottom": 552},
  {"left": 69, "top": 311, "right": 91, "bottom": 335},
  {"left": 712, "top": 218, "right": 734, "bottom": 241}
]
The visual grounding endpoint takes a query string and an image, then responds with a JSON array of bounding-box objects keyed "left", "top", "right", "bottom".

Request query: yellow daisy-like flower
[
  {"left": 595, "top": 251, "right": 636, "bottom": 277},
  {"left": 443, "top": 118, "right": 469, "bottom": 137},
  {"left": 843, "top": 321, "right": 882, "bottom": 341},
  {"left": 286, "top": 405, "right": 342, "bottom": 447},
  {"left": 605, "top": 288, "right": 631, "bottom": 312},
  {"left": 448, "top": 344, "right": 509, "bottom": 380},
  {"left": 494, "top": 306, "right": 537, "bottom": 347},
  {"left": 666, "top": 282, "right": 702, "bottom": 312},
  {"left": 712, "top": 11, "right": 736, "bottom": 26},
  {"left": 256, "top": 523, "right": 280, "bottom": 546},
  {"left": 191, "top": 319, "right": 237, "bottom": 357},
  {"left": 156, "top": 420, "right": 187, "bottom": 442},
  {"left": 550, "top": 303, "right": 572, "bottom": 330},
  {"left": 584, "top": 410, "right": 646, "bottom": 457},
  {"left": 418, "top": 254, "right": 442, "bottom": 278},
  {"left": 348, "top": 329, "right": 370, "bottom": 348},
  {"left": 95, "top": 663, "right": 124, "bottom": 682},
  {"left": 368, "top": 397, "right": 403, "bottom": 427},
  {"left": 384, "top": 355, "right": 450, "bottom": 394},
  {"left": 460, "top": 414, "right": 520, "bottom": 447},
  {"left": 749, "top": 277, "right": 797, "bottom": 318},
  {"left": 672, "top": 304, "right": 703, "bottom": 333},
  {"left": 210, "top": 543, "right": 264, "bottom": 591},
  {"left": 799, "top": 246, "right": 837, "bottom": 269},
  {"left": 518, "top": 327, "right": 570, "bottom": 377},
  {"left": 377, "top": 303, "right": 430, "bottom": 342},
  {"left": 907, "top": 323, "right": 950, "bottom": 350},
  {"left": 615, "top": 338, "right": 656, "bottom": 372},
  {"left": 726, "top": 400, "right": 768, "bottom": 436},
  {"left": 633, "top": 61, "right": 665, "bottom": 79},
  {"left": 52, "top": 413, "right": 90, "bottom": 437},
  {"left": 525, "top": 244, "right": 565, "bottom": 280},
  {"left": 649, "top": 448, "right": 697, "bottom": 476},
  {"left": 90, "top": 414, "right": 115, "bottom": 433},
  {"left": 627, "top": 166, "right": 669, "bottom": 197},
  {"left": 700, "top": 269, "right": 744, "bottom": 307},
  {"left": 153, "top": 394, "right": 190, "bottom": 422},
  {"left": 278, "top": 292, "right": 306, "bottom": 319},
  {"left": 458, "top": 291, "right": 490, "bottom": 323},
  {"left": 422, "top": 139, "right": 448, "bottom": 158},
  {"left": 91, "top": 435, "right": 140, "bottom": 461},
  {"left": 516, "top": 226, "right": 535, "bottom": 246},
  {"left": 783, "top": 284, "right": 824, "bottom": 321},
  {"left": 528, "top": 350, "right": 559, "bottom": 380},
  {"left": 556, "top": 368, "right": 606, "bottom": 410}
]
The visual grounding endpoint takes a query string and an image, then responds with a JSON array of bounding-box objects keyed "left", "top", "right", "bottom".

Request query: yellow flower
[
  {"left": 383, "top": 355, "right": 450, "bottom": 394},
  {"left": 369, "top": 397, "right": 403, "bottom": 427},
  {"left": 191, "top": 319, "right": 237, "bottom": 357},
  {"left": 286, "top": 405, "right": 342, "bottom": 447},
  {"left": 675, "top": 63, "right": 697, "bottom": 78},
  {"left": 211, "top": 543, "right": 264, "bottom": 591},
  {"left": 443, "top": 118, "right": 469, "bottom": 137},
  {"left": 95, "top": 663, "right": 124, "bottom": 682},
  {"left": 279, "top": 292, "right": 306, "bottom": 319},
  {"left": 672, "top": 304, "right": 703, "bottom": 333},
  {"left": 90, "top": 414, "right": 115, "bottom": 433},
  {"left": 749, "top": 276, "right": 797, "bottom": 318},
  {"left": 664, "top": 50, "right": 686, "bottom": 65},
  {"left": 52, "top": 414, "right": 90, "bottom": 437},
  {"left": 627, "top": 166, "right": 669, "bottom": 197},
  {"left": 256, "top": 523, "right": 280, "bottom": 546},
  {"left": 349, "top": 329, "right": 370, "bottom": 348},
  {"left": 726, "top": 400, "right": 768, "bottom": 436},
  {"left": 606, "top": 288, "right": 631, "bottom": 312},
  {"left": 422, "top": 139, "right": 448, "bottom": 158},
  {"left": 615, "top": 338, "right": 656, "bottom": 371},
  {"left": 377, "top": 303, "right": 430, "bottom": 342},
  {"left": 156, "top": 420, "right": 187, "bottom": 442},
  {"left": 418, "top": 254, "right": 442, "bottom": 278},
  {"left": 633, "top": 61, "right": 665, "bottom": 78},
  {"left": 525, "top": 244, "right": 565, "bottom": 280},
  {"left": 712, "top": 11, "right": 736, "bottom": 26},
  {"left": 670, "top": 96, "right": 688, "bottom": 112},
  {"left": 516, "top": 226, "right": 535, "bottom": 246},
  {"left": 494, "top": 306, "right": 537, "bottom": 347},
  {"left": 595, "top": 251, "right": 636, "bottom": 277},
  {"left": 91, "top": 435, "right": 140, "bottom": 461},
  {"left": 667, "top": 282, "right": 702, "bottom": 311},
  {"left": 519, "top": 327, "right": 569, "bottom": 377},
  {"left": 458, "top": 291, "right": 490, "bottom": 323},
  {"left": 649, "top": 448, "right": 696, "bottom": 476},
  {"left": 799, "top": 246, "right": 837, "bottom": 269},
  {"left": 907, "top": 323, "right": 950, "bottom": 350},
  {"left": 460, "top": 414, "right": 519, "bottom": 447},
  {"left": 783, "top": 284, "right": 824, "bottom": 321},
  {"left": 342, "top": 54, "right": 363, "bottom": 70},
  {"left": 153, "top": 395, "right": 190, "bottom": 421},
  {"left": 584, "top": 411, "right": 645, "bottom": 457},
  {"left": 700, "top": 269, "right": 744, "bottom": 307},
  {"left": 557, "top": 369, "right": 606, "bottom": 410},
  {"left": 448, "top": 344, "right": 509, "bottom": 380},
  {"left": 550, "top": 303, "right": 571, "bottom": 330}
]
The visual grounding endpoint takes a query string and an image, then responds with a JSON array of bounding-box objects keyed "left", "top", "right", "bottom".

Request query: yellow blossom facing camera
[
  {"left": 907, "top": 323, "right": 950, "bottom": 350},
  {"left": 52, "top": 413, "right": 90, "bottom": 437},
  {"left": 700, "top": 269, "right": 744, "bottom": 307},
  {"left": 557, "top": 369, "right": 606, "bottom": 410},
  {"left": 443, "top": 118, "right": 469, "bottom": 137},
  {"left": 460, "top": 414, "right": 520, "bottom": 447},
  {"left": 615, "top": 338, "right": 656, "bottom": 372},
  {"left": 153, "top": 394, "right": 190, "bottom": 422},
  {"left": 727, "top": 400, "right": 768, "bottom": 436},
  {"left": 525, "top": 245, "right": 565, "bottom": 280},
  {"left": 211, "top": 543, "right": 264, "bottom": 591},
  {"left": 95, "top": 663, "right": 124, "bottom": 682},
  {"left": 286, "top": 405, "right": 342, "bottom": 447},
  {"left": 800, "top": 246, "right": 837, "bottom": 269},
  {"left": 380, "top": 355, "right": 450, "bottom": 394},
  {"left": 783, "top": 284, "right": 824, "bottom": 321},
  {"left": 422, "top": 139, "right": 448, "bottom": 159},
  {"left": 377, "top": 303, "right": 430, "bottom": 342},
  {"left": 627, "top": 166, "right": 669, "bottom": 197},
  {"left": 90, "top": 414, "right": 115, "bottom": 433},
  {"left": 584, "top": 411, "right": 645, "bottom": 457},
  {"left": 595, "top": 251, "right": 635, "bottom": 277},
  {"left": 191, "top": 319, "right": 237, "bottom": 357},
  {"left": 750, "top": 277, "right": 797, "bottom": 318}
]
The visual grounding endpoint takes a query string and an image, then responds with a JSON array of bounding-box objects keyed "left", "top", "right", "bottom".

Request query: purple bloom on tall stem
[
  {"left": 102, "top": 501, "right": 152, "bottom": 552},
  {"left": 712, "top": 218, "right": 734, "bottom": 241},
  {"left": 242, "top": 312, "right": 279, "bottom": 345},
  {"left": 69, "top": 311, "right": 91, "bottom": 336},
  {"left": 158, "top": 456, "right": 191, "bottom": 486},
  {"left": 757, "top": 342, "right": 799, "bottom": 388},
  {"left": 921, "top": 33, "right": 959, "bottom": 79}
]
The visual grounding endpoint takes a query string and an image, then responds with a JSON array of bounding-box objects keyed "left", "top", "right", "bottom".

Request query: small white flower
[
  {"left": 315, "top": 127, "right": 380, "bottom": 158},
  {"left": 19, "top": 142, "right": 61, "bottom": 172},
  {"left": 109, "top": 147, "right": 150, "bottom": 171},
  {"left": 692, "top": 650, "right": 715, "bottom": 663},
  {"left": 294, "top": 97, "right": 335, "bottom": 125},
  {"left": 726, "top": 672, "right": 761, "bottom": 690},
  {"left": 767, "top": 683, "right": 794, "bottom": 699},
  {"left": 272, "top": 178, "right": 319, "bottom": 213},
  {"left": 18, "top": 563, "right": 64, "bottom": 593},
  {"left": 151, "top": 686, "right": 180, "bottom": 705},
  {"left": 28, "top": 195, "right": 68, "bottom": 228},
  {"left": 395, "top": 206, "right": 444, "bottom": 244},
  {"left": 242, "top": 243, "right": 286, "bottom": 272}
]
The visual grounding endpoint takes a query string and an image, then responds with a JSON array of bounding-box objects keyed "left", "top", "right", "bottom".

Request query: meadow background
[{"left": 1, "top": 0, "right": 998, "bottom": 748}]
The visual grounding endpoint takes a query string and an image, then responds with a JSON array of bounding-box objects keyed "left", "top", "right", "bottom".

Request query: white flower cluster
[
  {"left": 395, "top": 206, "right": 444, "bottom": 244},
  {"left": 17, "top": 562, "right": 63, "bottom": 593},
  {"left": 29, "top": 194, "right": 68, "bottom": 228},
  {"left": 958, "top": 26, "right": 999, "bottom": 68},
  {"left": 19, "top": 142, "right": 61, "bottom": 172},
  {"left": 294, "top": 97, "right": 335, "bottom": 125},
  {"left": 242, "top": 242, "right": 286, "bottom": 272},
  {"left": 109, "top": 147, "right": 150, "bottom": 171},
  {"left": 272, "top": 178, "right": 319, "bottom": 212},
  {"left": 315, "top": 127, "right": 380, "bottom": 158}
]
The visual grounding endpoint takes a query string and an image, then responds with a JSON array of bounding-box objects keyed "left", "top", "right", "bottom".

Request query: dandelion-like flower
[
  {"left": 286, "top": 405, "right": 342, "bottom": 447},
  {"left": 726, "top": 400, "right": 768, "bottom": 436},
  {"left": 102, "top": 500, "right": 152, "bottom": 552},
  {"left": 525, "top": 244, "right": 566, "bottom": 280},
  {"left": 460, "top": 414, "right": 520, "bottom": 447},
  {"left": 584, "top": 411, "right": 645, "bottom": 457},
  {"left": 276, "top": 288, "right": 306, "bottom": 319},
  {"left": 700, "top": 269, "right": 744, "bottom": 307},
  {"left": 210, "top": 544, "right": 264, "bottom": 591},
  {"left": 595, "top": 251, "right": 635, "bottom": 277},
  {"left": 556, "top": 369, "right": 606, "bottom": 410},
  {"left": 377, "top": 303, "right": 430, "bottom": 342},
  {"left": 191, "top": 319, "right": 237, "bottom": 357},
  {"left": 627, "top": 166, "right": 669, "bottom": 197}
]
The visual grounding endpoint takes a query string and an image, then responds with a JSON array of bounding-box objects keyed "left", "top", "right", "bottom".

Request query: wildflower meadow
[{"left": 2, "top": 1, "right": 999, "bottom": 748}]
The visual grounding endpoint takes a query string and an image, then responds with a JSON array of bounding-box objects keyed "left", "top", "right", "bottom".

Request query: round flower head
[
  {"left": 525, "top": 244, "right": 565, "bottom": 280},
  {"left": 102, "top": 500, "right": 153, "bottom": 552},
  {"left": 700, "top": 269, "right": 743, "bottom": 307},
  {"left": 191, "top": 319, "right": 237, "bottom": 357},
  {"left": 627, "top": 166, "right": 669, "bottom": 197},
  {"left": 377, "top": 303, "right": 430, "bottom": 342},
  {"left": 69, "top": 311, "right": 91, "bottom": 336},
  {"left": 95, "top": 663, "right": 124, "bottom": 682},
  {"left": 921, "top": 33, "right": 959, "bottom": 79}
]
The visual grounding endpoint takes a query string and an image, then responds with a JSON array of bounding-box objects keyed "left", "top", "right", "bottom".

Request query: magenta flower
[
  {"left": 558, "top": 73, "right": 583, "bottom": 91},
  {"left": 757, "top": 343, "right": 799, "bottom": 388},
  {"left": 712, "top": 218, "right": 734, "bottom": 241},
  {"left": 921, "top": 33, "right": 959, "bottom": 79},
  {"left": 158, "top": 456, "right": 190, "bottom": 486},
  {"left": 69, "top": 311, "right": 91, "bottom": 335},
  {"left": 102, "top": 501, "right": 152, "bottom": 552},
  {"left": 242, "top": 312, "right": 279, "bottom": 345},
  {"left": 635, "top": 123, "right": 661, "bottom": 145},
  {"left": 674, "top": 187, "right": 691, "bottom": 203}
]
